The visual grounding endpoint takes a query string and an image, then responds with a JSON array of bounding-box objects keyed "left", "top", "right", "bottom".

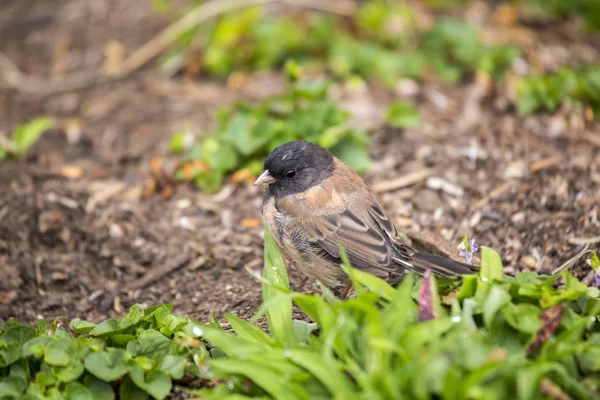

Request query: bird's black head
[{"left": 255, "top": 140, "right": 334, "bottom": 198}]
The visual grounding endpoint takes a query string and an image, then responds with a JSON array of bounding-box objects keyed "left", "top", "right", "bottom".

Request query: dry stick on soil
[
  {"left": 133, "top": 254, "right": 191, "bottom": 289},
  {"left": 0, "top": 0, "right": 357, "bottom": 96},
  {"left": 371, "top": 168, "right": 434, "bottom": 193},
  {"left": 551, "top": 243, "right": 589, "bottom": 276}
]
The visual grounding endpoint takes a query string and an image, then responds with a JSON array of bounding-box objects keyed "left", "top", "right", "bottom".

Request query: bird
[{"left": 254, "top": 140, "right": 476, "bottom": 296}]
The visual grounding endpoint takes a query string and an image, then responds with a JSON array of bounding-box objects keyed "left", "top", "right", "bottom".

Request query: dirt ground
[{"left": 1, "top": 0, "right": 599, "bottom": 327}]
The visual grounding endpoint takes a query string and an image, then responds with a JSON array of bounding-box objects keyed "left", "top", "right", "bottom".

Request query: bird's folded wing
[{"left": 279, "top": 193, "right": 403, "bottom": 277}]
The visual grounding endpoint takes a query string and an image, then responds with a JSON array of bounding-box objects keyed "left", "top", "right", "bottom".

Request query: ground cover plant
[
  {"left": 169, "top": 65, "right": 375, "bottom": 193},
  {"left": 2, "top": 226, "right": 599, "bottom": 399}
]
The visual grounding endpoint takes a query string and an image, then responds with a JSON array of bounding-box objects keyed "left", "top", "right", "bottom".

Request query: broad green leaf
[
  {"left": 331, "top": 140, "right": 372, "bottom": 173},
  {"left": 478, "top": 246, "right": 504, "bottom": 295},
  {"left": 70, "top": 321, "right": 97, "bottom": 336},
  {"left": 502, "top": 303, "right": 542, "bottom": 334},
  {"left": 126, "top": 330, "right": 171, "bottom": 359},
  {"left": 129, "top": 366, "right": 172, "bottom": 400},
  {"left": 84, "top": 349, "right": 129, "bottom": 382},
  {"left": 44, "top": 339, "right": 71, "bottom": 367},
  {"left": 160, "top": 355, "right": 186, "bottom": 380},
  {"left": 0, "top": 342, "right": 21, "bottom": 367},
  {"left": 84, "top": 381, "right": 113, "bottom": 400},
  {"left": 483, "top": 286, "right": 512, "bottom": 328},
  {"left": 119, "top": 377, "right": 149, "bottom": 400},
  {"left": 54, "top": 362, "right": 85, "bottom": 383},
  {"left": 119, "top": 305, "right": 143, "bottom": 330},
  {"left": 64, "top": 382, "right": 93, "bottom": 400},
  {"left": 89, "top": 320, "right": 121, "bottom": 337},
  {"left": 386, "top": 101, "right": 421, "bottom": 128}
]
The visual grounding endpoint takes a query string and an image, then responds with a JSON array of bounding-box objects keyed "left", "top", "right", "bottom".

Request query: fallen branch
[{"left": 0, "top": 0, "right": 357, "bottom": 96}]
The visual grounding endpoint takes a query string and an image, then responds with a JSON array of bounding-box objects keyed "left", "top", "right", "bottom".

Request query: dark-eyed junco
[{"left": 254, "top": 140, "right": 476, "bottom": 295}]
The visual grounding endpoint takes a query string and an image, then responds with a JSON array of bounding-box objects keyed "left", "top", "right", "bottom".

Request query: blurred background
[{"left": 0, "top": 0, "right": 599, "bottom": 325}]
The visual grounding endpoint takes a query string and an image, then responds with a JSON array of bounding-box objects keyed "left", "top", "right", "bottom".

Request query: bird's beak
[{"left": 254, "top": 170, "right": 275, "bottom": 186}]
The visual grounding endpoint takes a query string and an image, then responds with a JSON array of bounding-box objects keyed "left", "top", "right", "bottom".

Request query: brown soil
[{"left": 1, "top": 0, "right": 599, "bottom": 331}]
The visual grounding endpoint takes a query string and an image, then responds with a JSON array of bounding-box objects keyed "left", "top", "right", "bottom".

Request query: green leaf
[
  {"left": 119, "top": 377, "right": 149, "bottom": 400},
  {"left": 169, "top": 130, "right": 191, "bottom": 154},
  {"left": 478, "top": 246, "right": 504, "bottom": 294},
  {"left": 89, "top": 320, "right": 121, "bottom": 337},
  {"left": 504, "top": 302, "right": 543, "bottom": 333},
  {"left": 160, "top": 355, "right": 186, "bottom": 380},
  {"left": 339, "top": 256, "right": 396, "bottom": 300},
  {"left": 201, "top": 136, "right": 239, "bottom": 171},
  {"left": 84, "top": 378, "right": 114, "bottom": 400},
  {"left": 225, "top": 314, "right": 273, "bottom": 345},
  {"left": 292, "top": 320, "right": 317, "bottom": 345},
  {"left": 194, "top": 169, "right": 224, "bottom": 194},
  {"left": 331, "top": 139, "right": 372, "bottom": 173},
  {"left": 262, "top": 223, "right": 294, "bottom": 347},
  {"left": 483, "top": 286, "right": 512, "bottom": 328},
  {"left": 0, "top": 342, "right": 21, "bottom": 367},
  {"left": 12, "top": 117, "right": 55, "bottom": 156},
  {"left": 44, "top": 339, "right": 71, "bottom": 367},
  {"left": 84, "top": 349, "right": 129, "bottom": 382},
  {"left": 70, "top": 320, "right": 97, "bottom": 336},
  {"left": 129, "top": 366, "right": 172, "bottom": 400},
  {"left": 64, "top": 382, "right": 93, "bottom": 400},
  {"left": 54, "top": 362, "right": 85, "bottom": 383},
  {"left": 386, "top": 101, "right": 421, "bottom": 128},
  {"left": 287, "top": 349, "right": 353, "bottom": 396},
  {"left": 209, "top": 358, "right": 310, "bottom": 400},
  {"left": 126, "top": 330, "right": 171, "bottom": 359}
]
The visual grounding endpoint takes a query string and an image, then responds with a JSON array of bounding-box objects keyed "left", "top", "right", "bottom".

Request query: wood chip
[
  {"left": 470, "top": 181, "right": 514, "bottom": 210},
  {"left": 372, "top": 168, "right": 433, "bottom": 193},
  {"left": 240, "top": 218, "right": 261, "bottom": 229},
  {"left": 133, "top": 254, "right": 190, "bottom": 289},
  {"left": 567, "top": 235, "right": 600, "bottom": 245},
  {"left": 113, "top": 295, "right": 122, "bottom": 314},
  {"left": 61, "top": 165, "right": 84, "bottom": 179},
  {"left": 530, "top": 155, "right": 562, "bottom": 173},
  {"left": 0, "top": 290, "right": 17, "bottom": 305}
]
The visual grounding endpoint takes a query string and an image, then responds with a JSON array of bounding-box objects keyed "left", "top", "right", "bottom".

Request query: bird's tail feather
[{"left": 413, "top": 251, "right": 476, "bottom": 278}]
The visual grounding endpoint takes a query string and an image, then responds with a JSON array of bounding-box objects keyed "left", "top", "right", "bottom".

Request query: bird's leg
[{"left": 340, "top": 282, "right": 353, "bottom": 299}]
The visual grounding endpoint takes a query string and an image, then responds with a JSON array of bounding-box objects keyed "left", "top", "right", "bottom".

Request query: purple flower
[
  {"left": 458, "top": 237, "right": 479, "bottom": 265},
  {"left": 595, "top": 272, "right": 600, "bottom": 287}
]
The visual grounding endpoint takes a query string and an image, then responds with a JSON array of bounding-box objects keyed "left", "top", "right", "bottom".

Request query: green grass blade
[{"left": 262, "top": 223, "right": 295, "bottom": 347}]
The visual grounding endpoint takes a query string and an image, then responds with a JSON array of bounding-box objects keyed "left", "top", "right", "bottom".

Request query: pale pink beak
[{"left": 253, "top": 170, "right": 275, "bottom": 186}]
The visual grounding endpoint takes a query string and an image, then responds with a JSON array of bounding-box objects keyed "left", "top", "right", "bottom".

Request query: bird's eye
[{"left": 285, "top": 170, "right": 296, "bottom": 178}]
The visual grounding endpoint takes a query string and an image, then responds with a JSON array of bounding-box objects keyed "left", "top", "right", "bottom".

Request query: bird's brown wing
[{"left": 277, "top": 175, "right": 404, "bottom": 278}]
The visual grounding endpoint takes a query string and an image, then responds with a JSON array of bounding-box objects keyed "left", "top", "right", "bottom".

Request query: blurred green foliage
[
  {"left": 517, "top": 66, "right": 600, "bottom": 117},
  {"left": 171, "top": 64, "right": 374, "bottom": 193},
  {"left": 514, "top": 0, "right": 600, "bottom": 31},
  {"left": 156, "top": 1, "right": 520, "bottom": 86},
  {"left": 0, "top": 118, "right": 55, "bottom": 162}
]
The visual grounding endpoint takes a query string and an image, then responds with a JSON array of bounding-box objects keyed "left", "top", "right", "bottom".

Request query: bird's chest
[{"left": 263, "top": 197, "right": 313, "bottom": 262}]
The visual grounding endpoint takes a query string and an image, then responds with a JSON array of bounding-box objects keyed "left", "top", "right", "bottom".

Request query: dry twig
[
  {"left": 0, "top": 0, "right": 356, "bottom": 95},
  {"left": 371, "top": 168, "right": 434, "bottom": 193}
]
